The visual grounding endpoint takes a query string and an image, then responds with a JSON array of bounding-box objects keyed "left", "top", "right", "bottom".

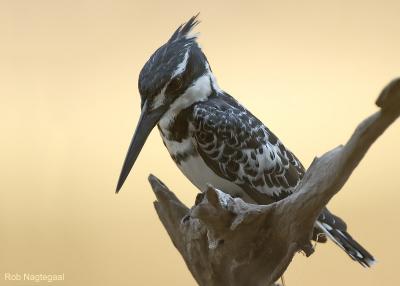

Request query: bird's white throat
[{"left": 158, "top": 72, "right": 216, "bottom": 134}]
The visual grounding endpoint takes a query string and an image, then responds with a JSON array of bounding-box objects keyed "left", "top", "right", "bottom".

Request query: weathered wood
[{"left": 149, "top": 78, "right": 400, "bottom": 286}]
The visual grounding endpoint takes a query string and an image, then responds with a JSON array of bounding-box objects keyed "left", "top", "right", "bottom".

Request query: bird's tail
[{"left": 316, "top": 209, "right": 376, "bottom": 267}]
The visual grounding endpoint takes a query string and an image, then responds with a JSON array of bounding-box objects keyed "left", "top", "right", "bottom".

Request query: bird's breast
[
  {"left": 161, "top": 134, "right": 197, "bottom": 164},
  {"left": 159, "top": 131, "right": 253, "bottom": 201}
]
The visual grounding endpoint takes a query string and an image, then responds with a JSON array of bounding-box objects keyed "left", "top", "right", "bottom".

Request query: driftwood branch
[{"left": 149, "top": 78, "right": 400, "bottom": 286}]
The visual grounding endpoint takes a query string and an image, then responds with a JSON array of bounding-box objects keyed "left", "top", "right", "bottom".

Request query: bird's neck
[{"left": 158, "top": 70, "right": 221, "bottom": 139}]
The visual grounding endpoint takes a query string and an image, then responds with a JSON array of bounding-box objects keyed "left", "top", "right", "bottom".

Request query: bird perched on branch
[{"left": 116, "top": 15, "right": 375, "bottom": 267}]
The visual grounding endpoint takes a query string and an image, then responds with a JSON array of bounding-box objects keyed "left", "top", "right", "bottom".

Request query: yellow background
[{"left": 1, "top": 0, "right": 399, "bottom": 285}]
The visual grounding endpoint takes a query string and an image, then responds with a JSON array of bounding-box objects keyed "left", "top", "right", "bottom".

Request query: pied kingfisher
[{"left": 116, "top": 15, "right": 375, "bottom": 267}]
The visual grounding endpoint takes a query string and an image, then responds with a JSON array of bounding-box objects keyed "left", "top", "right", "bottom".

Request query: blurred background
[{"left": 0, "top": 0, "right": 399, "bottom": 285}]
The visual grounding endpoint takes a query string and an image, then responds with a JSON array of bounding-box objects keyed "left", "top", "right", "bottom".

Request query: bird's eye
[{"left": 168, "top": 76, "right": 183, "bottom": 92}]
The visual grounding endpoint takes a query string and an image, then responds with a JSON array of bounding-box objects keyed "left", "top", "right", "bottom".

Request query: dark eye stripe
[{"left": 166, "top": 76, "right": 185, "bottom": 94}]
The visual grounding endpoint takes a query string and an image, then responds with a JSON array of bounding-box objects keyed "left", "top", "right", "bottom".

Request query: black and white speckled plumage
[
  {"left": 158, "top": 78, "right": 375, "bottom": 266},
  {"left": 192, "top": 92, "right": 305, "bottom": 202}
]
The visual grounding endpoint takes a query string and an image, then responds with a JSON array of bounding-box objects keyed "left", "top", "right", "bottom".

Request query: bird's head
[{"left": 116, "top": 14, "right": 214, "bottom": 192}]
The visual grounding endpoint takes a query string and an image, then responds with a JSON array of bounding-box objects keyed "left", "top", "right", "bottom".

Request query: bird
[{"left": 116, "top": 15, "right": 375, "bottom": 267}]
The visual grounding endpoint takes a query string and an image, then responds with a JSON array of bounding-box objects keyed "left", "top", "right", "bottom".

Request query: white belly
[
  {"left": 179, "top": 154, "right": 239, "bottom": 192},
  {"left": 161, "top": 134, "right": 254, "bottom": 202}
]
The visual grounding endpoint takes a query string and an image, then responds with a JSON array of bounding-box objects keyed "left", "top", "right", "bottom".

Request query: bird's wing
[{"left": 191, "top": 93, "right": 305, "bottom": 202}]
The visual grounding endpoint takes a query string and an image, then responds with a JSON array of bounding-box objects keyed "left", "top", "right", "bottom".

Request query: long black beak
[{"left": 116, "top": 101, "right": 165, "bottom": 193}]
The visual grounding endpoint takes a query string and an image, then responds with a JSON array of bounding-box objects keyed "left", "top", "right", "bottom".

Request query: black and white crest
[
  {"left": 138, "top": 15, "right": 201, "bottom": 108},
  {"left": 168, "top": 14, "right": 200, "bottom": 44}
]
